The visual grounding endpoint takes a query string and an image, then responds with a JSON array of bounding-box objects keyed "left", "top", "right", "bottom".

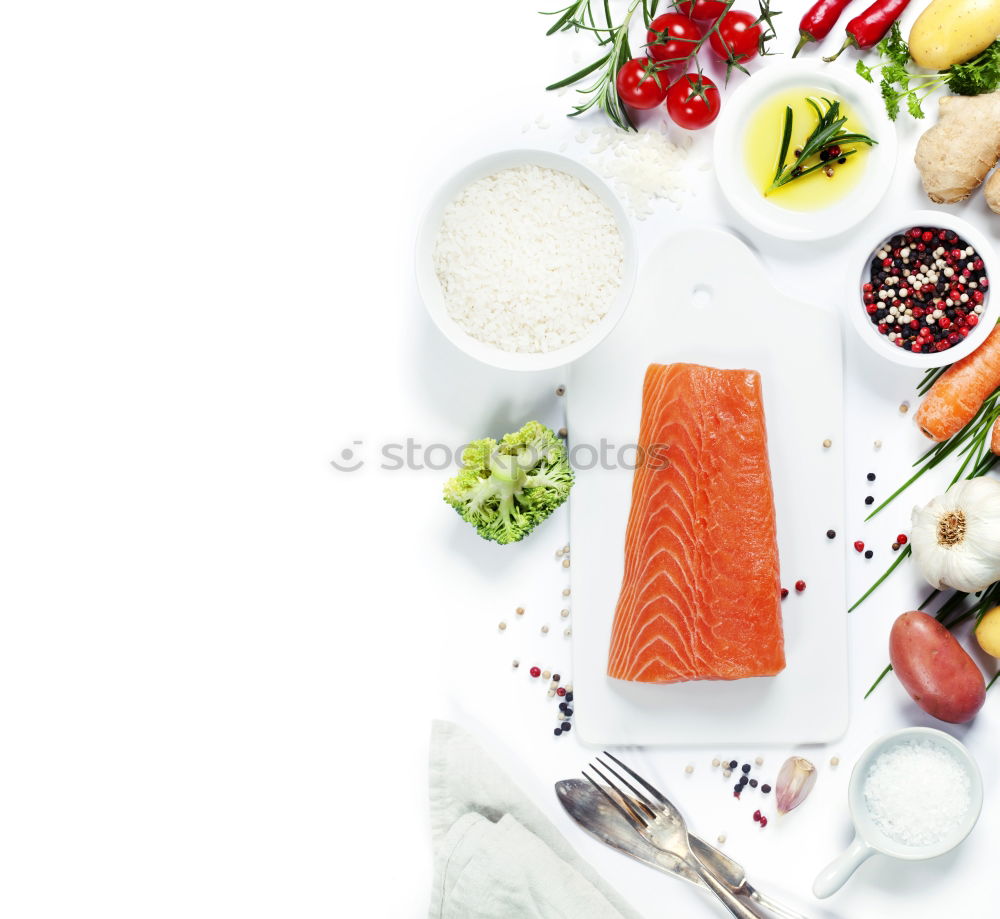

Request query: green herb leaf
[
  {"left": 774, "top": 106, "right": 792, "bottom": 184},
  {"left": 768, "top": 96, "right": 876, "bottom": 192},
  {"left": 856, "top": 59, "right": 874, "bottom": 83}
]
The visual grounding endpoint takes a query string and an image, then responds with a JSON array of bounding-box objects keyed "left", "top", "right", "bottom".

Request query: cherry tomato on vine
[
  {"left": 675, "top": 0, "right": 728, "bottom": 22},
  {"left": 665, "top": 73, "right": 721, "bottom": 130},
  {"left": 646, "top": 12, "right": 702, "bottom": 67},
  {"left": 709, "top": 10, "right": 762, "bottom": 63},
  {"left": 615, "top": 58, "right": 670, "bottom": 110}
]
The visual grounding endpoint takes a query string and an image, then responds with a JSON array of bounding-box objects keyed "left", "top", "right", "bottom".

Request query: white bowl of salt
[{"left": 813, "top": 727, "right": 983, "bottom": 898}]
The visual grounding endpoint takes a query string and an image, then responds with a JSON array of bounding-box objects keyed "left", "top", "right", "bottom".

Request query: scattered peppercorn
[
  {"left": 556, "top": 385, "right": 566, "bottom": 396},
  {"left": 892, "top": 542, "right": 900, "bottom": 551},
  {"left": 742, "top": 763, "right": 751, "bottom": 774},
  {"left": 761, "top": 784, "right": 771, "bottom": 794},
  {"left": 712, "top": 758, "right": 721, "bottom": 767},
  {"left": 867, "top": 473, "right": 876, "bottom": 481},
  {"left": 562, "top": 722, "right": 572, "bottom": 732},
  {"left": 780, "top": 587, "right": 789, "bottom": 599},
  {"left": 566, "top": 692, "right": 574, "bottom": 702},
  {"left": 753, "top": 809, "right": 762, "bottom": 822},
  {"left": 513, "top": 660, "right": 520, "bottom": 669},
  {"left": 826, "top": 529, "right": 836, "bottom": 539},
  {"left": 542, "top": 670, "right": 551, "bottom": 679},
  {"left": 864, "top": 496, "right": 874, "bottom": 505},
  {"left": 556, "top": 687, "right": 567, "bottom": 697},
  {"left": 749, "top": 779, "right": 758, "bottom": 788},
  {"left": 897, "top": 534, "right": 908, "bottom": 545},
  {"left": 554, "top": 727, "right": 562, "bottom": 736},
  {"left": 516, "top": 607, "right": 525, "bottom": 616},
  {"left": 830, "top": 756, "right": 840, "bottom": 767},
  {"left": 822, "top": 438, "right": 832, "bottom": 448},
  {"left": 795, "top": 580, "right": 806, "bottom": 592},
  {"left": 685, "top": 764, "right": 694, "bottom": 774},
  {"left": 865, "top": 550, "right": 873, "bottom": 559},
  {"left": 759, "top": 816, "right": 768, "bottom": 828},
  {"left": 854, "top": 541, "right": 865, "bottom": 552},
  {"left": 729, "top": 760, "right": 738, "bottom": 769},
  {"left": 755, "top": 756, "right": 763, "bottom": 765}
]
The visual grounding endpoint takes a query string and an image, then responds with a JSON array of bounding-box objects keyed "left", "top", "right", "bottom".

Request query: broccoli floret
[{"left": 443, "top": 421, "right": 574, "bottom": 545}]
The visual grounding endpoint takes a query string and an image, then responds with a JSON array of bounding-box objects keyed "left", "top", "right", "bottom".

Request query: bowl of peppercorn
[{"left": 849, "top": 211, "right": 999, "bottom": 367}]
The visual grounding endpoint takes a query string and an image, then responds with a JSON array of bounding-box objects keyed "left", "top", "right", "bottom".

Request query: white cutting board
[{"left": 567, "top": 228, "right": 848, "bottom": 746}]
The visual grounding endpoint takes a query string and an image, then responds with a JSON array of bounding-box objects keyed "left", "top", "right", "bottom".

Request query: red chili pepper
[
  {"left": 794, "top": 0, "right": 854, "bottom": 57},
  {"left": 824, "top": 0, "right": 913, "bottom": 60}
]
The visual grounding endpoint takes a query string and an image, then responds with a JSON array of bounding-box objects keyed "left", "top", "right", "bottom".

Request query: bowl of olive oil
[{"left": 714, "top": 62, "right": 897, "bottom": 241}]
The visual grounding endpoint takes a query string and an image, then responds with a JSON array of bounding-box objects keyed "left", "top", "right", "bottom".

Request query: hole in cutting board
[{"left": 691, "top": 284, "right": 713, "bottom": 308}]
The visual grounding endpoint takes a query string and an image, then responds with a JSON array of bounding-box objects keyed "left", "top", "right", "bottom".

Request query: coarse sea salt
[
  {"left": 433, "top": 164, "right": 624, "bottom": 354},
  {"left": 863, "top": 740, "right": 971, "bottom": 847}
]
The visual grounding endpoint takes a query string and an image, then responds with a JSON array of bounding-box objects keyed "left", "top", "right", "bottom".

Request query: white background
[{"left": 0, "top": 1, "right": 997, "bottom": 917}]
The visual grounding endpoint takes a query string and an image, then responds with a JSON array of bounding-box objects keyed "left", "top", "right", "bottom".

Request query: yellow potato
[
  {"left": 909, "top": 0, "right": 1000, "bottom": 70},
  {"left": 976, "top": 604, "right": 1000, "bottom": 657}
]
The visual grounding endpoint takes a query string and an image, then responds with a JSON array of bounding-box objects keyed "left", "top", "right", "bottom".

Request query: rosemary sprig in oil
[{"left": 768, "top": 97, "right": 876, "bottom": 193}]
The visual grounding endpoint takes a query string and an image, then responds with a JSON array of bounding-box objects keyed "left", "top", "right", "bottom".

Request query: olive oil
[{"left": 744, "top": 88, "right": 869, "bottom": 212}]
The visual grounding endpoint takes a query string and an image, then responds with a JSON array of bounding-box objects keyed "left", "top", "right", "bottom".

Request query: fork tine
[
  {"left": 603, "top": 751, "right": 671, "bottom": 808},
  {"left": 594, "top": 756, "right": 659, "bottom": 819},
  {"left": 584, "top": 763, "right": 649, "bottom": 830},
  {"left": 582, "top": 769, "right": 648, "bottom": 830}
]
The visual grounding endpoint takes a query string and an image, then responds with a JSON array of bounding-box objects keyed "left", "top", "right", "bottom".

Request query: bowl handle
[{"left": 812, "top": 835, "right": 874, "bottom": 899}]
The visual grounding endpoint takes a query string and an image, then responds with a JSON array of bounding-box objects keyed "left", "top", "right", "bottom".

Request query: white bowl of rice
[{"left": 416, "top": 150, "right": 637, "bottom": 372}]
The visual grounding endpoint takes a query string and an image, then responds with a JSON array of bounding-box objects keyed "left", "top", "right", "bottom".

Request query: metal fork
[{"left": 584, "top": 752, "right": 759, "bottom": 919}]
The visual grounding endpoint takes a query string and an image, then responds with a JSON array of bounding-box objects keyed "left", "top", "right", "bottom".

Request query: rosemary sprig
[
  {"left": 544, "top": 0, "right": 643, "bottom": 131},
  {"left": 768, "top": 97, "right": 876, "bottom": 193}
]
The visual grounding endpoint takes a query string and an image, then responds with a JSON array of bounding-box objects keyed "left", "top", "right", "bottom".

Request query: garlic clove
[{"left": 775, "top": 756, "right": 817, "bottom": 816}]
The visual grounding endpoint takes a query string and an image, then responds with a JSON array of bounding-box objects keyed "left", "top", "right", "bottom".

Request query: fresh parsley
[{"left": 858, "top": 22, "right": 1000, "bottom": 120}]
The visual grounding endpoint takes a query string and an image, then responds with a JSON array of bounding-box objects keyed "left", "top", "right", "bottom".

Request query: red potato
[{"left": 889, "top": 611, "right": 986, "bottom": 723}]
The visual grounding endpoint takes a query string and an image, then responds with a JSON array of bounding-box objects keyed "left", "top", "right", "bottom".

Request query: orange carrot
[
  {"left": 992, "top": 416, "right": 1000, "bottom": 455},
  {"left": 914, "top": 325, "right": 1000, "bottom": 442}
]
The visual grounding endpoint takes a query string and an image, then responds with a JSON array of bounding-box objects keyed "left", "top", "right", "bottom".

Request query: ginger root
[
  {"left": 985, "top": 168, "right": 1000, "bottom": 213},
  {"left": 915, "top": 91, "right": 1000, "bottom": 203}
]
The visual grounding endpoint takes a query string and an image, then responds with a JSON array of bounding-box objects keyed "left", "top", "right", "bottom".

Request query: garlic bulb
[{"left": 911, "top": 478, "right": 1000, "bottom": 593}]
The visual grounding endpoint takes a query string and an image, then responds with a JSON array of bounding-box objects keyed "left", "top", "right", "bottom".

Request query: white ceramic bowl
[
  {"left": 848, "top": 210, "right": 998, "bottom": 368},
  {"left": 713, "top": 61, "right": 897, "bottom": 241},
  {"left": 814, "top": 727, "right": 983, "bottom": 898},
  {"left": 415, "top": 149, "right": 637, "bottom": 372}
]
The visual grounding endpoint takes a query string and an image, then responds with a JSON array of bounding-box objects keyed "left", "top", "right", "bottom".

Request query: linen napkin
[{"left": 428, "top": 720, "right": 642, "bottom": 919}]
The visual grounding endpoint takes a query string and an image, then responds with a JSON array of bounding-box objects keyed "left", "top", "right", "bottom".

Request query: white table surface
[{"left": 2, "top": 1, "right": 998, "bottom": 917}]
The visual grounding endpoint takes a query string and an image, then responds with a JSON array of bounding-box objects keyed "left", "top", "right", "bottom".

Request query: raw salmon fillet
[{"left": 607, "top": 363, "right": 785, "bottom": 683}]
